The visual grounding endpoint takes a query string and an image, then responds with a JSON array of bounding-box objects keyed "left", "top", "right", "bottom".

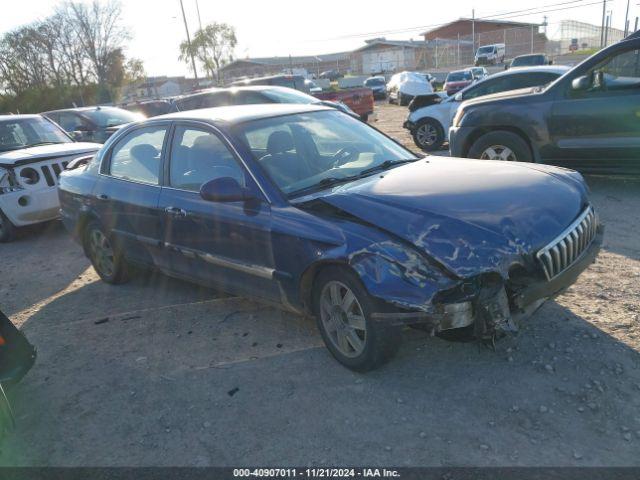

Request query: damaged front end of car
[{"left": 338, "top": 205, "right": 603, "bottom": 342}]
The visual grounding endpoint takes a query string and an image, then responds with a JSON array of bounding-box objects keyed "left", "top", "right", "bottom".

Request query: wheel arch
[
  {"left": 462, "top": 125, "right": 539, "bottom": 161},
  {"left": 299, "top": 260, "right": 357, "bottom": 315}
]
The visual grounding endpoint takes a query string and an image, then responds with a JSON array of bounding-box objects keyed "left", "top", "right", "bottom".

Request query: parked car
[
  {"left": 42, "top": 106, "right": 143, "bottom": 143},
  {"left": 475, "top": 43, "right": 506, "bottom": 65},
  {"left": 471, "top": 66, "right": 489, "bottom": 80},
  {"left": 364, "top": 76, "right": 387, "bottom": 99},
  {"left": 387, "top": 71, "right": 434, "bottom": 106},
  {"left": 449, "top": 32, "right": 640, "bottom": 173},
  {"left": 59, "top": 104, "right": 601, "bottom": 370},
  {"left": 169, "top": 85, "right": 359, "bottom": 119},
  {"left": 231, "top": 75, "right": 308, "bottom": 92},
  {"left": 305, "top": 79, "right": 323, "bottom": 93},
  {"left": 443, "top": 69, "right": 475, "bottom": 96},
  {"left": 405, "top": 66, "right": 569, "bottom": 151},
  {"left": 227, "top": 78, "right": 372, "bottom": 121},
  {"left": 0, "top": 114, "right": 101, "bottom": 242},
  {"left": 123, "top": 100, "right": 172, "bottom": 117},
  {"left": 508, "top": 53, "right": 552, "bottom": 69},
  {"left": 314, "top": 88, "right": 375, "bottom": 121},
  {"left": 319, "top": 69, "right": 342, "bottom": 81}
]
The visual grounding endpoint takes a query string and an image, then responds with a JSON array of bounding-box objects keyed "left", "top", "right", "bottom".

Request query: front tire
[
  {"left": 468, "top": 130, "right": 532, "bottom": 162},
  {"left": 0, "top": 210, "right": 15, "bottom": 243},
  {"left": 312, "top": 266, "right": 402, "bottom": 372},
  {"left": 412, "top": 119, "right": 444, "bottom": 151},
  {"left": 84, "top": 221, "right": 130, "bottom": 284}
]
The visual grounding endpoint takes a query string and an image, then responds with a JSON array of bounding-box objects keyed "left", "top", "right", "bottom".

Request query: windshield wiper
[{"left": 359, "top": 158, "right": 418, "bottom": 176}]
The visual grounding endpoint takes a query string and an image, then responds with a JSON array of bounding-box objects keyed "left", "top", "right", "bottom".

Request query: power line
[{"left": 309, "top": 0, "right": 595, "bottom": 42}]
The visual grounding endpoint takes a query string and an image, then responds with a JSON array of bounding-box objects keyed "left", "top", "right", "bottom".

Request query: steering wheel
[{"left": 331, "top": 147, "right": 359, "bottom": 168}]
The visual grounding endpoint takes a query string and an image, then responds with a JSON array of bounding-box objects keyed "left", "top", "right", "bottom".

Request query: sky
[{"left": 0, "top": 0, "right": 635, "bottom": 77}]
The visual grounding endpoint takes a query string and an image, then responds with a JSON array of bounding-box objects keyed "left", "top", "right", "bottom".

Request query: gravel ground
[{"left": 0, "top": 103, "right": 639, "bottom": 467}]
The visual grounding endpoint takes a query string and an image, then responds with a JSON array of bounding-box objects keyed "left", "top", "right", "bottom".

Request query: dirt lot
[{"left": 1, "top": 103, "right": 640, "bottom": 467}]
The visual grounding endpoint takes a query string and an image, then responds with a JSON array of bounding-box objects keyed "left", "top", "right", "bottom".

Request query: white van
[{"left": 474, "top": 43, "right": 505, "bottom": 66}]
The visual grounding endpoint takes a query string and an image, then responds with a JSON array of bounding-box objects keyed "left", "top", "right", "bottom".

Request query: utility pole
[
  {"left": 179, "top": 0, "right": 198, "bottom": 80},
  {"left": 624, "top": 0, "right": 630, "bottom": 35},
  {"left": 195, "top": 0, "right": 203, "bottom": 30},
  {"left": 635, "top": 16, "right": 639, "bottom": 33},
  {"left": 472, "top": 9, "right": 476, "bottom": 55},
  {"left": 600, "top": 0, "right": 607, "bottom": 47},
  {"left": 604, "top": 11, "right": 611, "bottom": 46}
]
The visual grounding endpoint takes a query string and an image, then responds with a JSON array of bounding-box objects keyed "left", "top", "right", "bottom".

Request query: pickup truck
[{"left": 314, "top": 88, "right": 375, "bottom": 122}]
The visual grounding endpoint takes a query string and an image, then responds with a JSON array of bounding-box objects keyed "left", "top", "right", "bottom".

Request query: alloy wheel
[
  {"left": 480, "top": 145, "right": 517, "bottom": 161},
  {"left": 319, "top": 281, "right": 367, "bottom": 358},
  {"left": 89, "top": 229, "right": 115, "bottom": 278},
  {"left": 416, "top": 123, "right": 438, "bottom": 147}
]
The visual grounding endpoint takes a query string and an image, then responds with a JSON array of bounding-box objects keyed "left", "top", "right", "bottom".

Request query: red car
[
  {"left": 314, "top": 88, "right": 375, "bottom": 122},
  {"left": 443, "top": 69, "right": 475, "bottom": 96}
]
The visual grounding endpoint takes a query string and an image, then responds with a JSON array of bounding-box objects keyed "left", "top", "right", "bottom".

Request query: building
[
  {"left": 422, "top": 18, "right": 548, "bottom": 60},
  {"left": 219, "top": 52, "right": 351, "bottom": 82},
  {"left": 351, "top": 39, "right": 430, "bottom": 74},
  {"left": 123, "top": 76, "right": 197, "bottom": 102}
]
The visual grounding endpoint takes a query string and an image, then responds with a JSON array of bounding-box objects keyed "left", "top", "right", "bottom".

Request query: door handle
[{"left": 164, "top": 206, "right": 187, "bottom": 217}]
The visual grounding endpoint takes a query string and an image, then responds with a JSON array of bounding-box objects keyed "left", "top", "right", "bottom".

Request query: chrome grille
[{"left": 536, "top": 206, "right": 597, "bottom": 281}]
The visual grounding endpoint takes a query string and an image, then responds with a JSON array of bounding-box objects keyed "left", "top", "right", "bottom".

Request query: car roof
[
  {"left": 173, "top": 85, "right": 305, "bottom": 101},
  {"left": 487, "top": 65, "right": 570, "bottom": 77},
  {"left": 448, "top": 69, "right": 473, "bottom": 74},
  {"left": 513, "top": 53, "right": 547, "bottom": 58},
  {"left": 0, "top": 114, "right": 43, "bottom": 121},
  {"left": 43, "top": 106, "right": 120, "bottom": 114},
  {"left": 154, "top": 103, "right": 332, "bottom": 125}
]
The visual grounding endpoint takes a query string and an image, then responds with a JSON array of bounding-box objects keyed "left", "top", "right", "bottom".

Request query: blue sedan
[{"left": 58, "top": 104, "right": 602, "bottom": 371}]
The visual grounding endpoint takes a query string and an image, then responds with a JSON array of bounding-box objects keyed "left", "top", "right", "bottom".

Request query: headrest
[{"left": 266, "top": 130, "right": 294, "bottom": 156}]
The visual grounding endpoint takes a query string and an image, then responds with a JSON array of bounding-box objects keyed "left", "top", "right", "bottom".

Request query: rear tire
[
  {"left": 412, "top": 119, "right": 444, "bottom": 151},
  {"left": 83, "top": 221, "right": 130, "bottom": 284},
  {"left": 468, "top": 130, "right": 532, "bottom": 162},
  {"left": 0, "top": 210, "right": 15, "bottom": 243},
  {"left": 360, "top": 113, "right": 369, "bottom": 122},
  {"left": 312, "top": 266, "right": 402, "bottom": 372}
]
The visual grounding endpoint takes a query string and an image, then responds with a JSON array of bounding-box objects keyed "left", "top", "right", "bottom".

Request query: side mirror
[
  {"left": 454, "top": 92, "right": 463, "bottom": 102},
  {"left": 571, "top": 75, "right": 591, "bottom": 91},
  {"left": 200, "top": 177, "right": 249, "bottom": 202}
]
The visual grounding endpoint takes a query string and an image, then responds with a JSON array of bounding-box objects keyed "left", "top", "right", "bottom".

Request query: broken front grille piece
[
  {"left": 536, "top": 206, "right": 597, "bottom": 281},
  {"left": 39, "top": 160, "right": 69, "bottom": 187}
]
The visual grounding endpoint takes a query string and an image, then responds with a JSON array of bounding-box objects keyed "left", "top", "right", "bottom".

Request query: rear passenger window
[
  {"left": 109, "top": 126, "right": 166, "bottom": 185},
  {"left": 169, "top": 126, "right": 244, "bottom": 192}
]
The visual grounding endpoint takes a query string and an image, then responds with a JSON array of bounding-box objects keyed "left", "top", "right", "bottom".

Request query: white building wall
[{"left": 362, "top": 48, "right": 411, "bottom": 74}]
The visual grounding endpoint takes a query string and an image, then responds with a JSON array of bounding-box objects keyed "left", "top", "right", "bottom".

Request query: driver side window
[
  {"left": 589, "top": 48, "right": 640, "bottom": 91},
  {"left": 169, "top": 126, "right": 245, "bottom": 192}
]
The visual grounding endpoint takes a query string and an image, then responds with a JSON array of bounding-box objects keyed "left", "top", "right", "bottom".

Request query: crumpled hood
[
  {"left": 314, "top": 158, "right": 589, "bottom": 278},
  {"left": 0, "top": 142, "right": 101, "bottom": 167}
]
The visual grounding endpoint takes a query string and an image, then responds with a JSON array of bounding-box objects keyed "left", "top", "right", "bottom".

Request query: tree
[
  {"left": 179, "top": 22, "right": 237, "bottom": 82},
  {"left": 59, "top": 0, "right": 130, "bottom": 101},
  {"left": 0, "top": 0, "right": 142, "bottom": 111}
]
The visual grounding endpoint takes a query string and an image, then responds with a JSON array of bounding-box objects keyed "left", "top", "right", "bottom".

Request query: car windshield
[
  {"left": 235, "top": 110, "right": 417, "bottom": 197},
  {"left": 261, "top": 88, "right": 318, "bottom": 104},
  {"left": 478, "top": 46, "right": 495, "bottom": 54},
  {"left": 82, "top": 107, "right": 143, "bottom": 127},
  {"left": 0, "top": 117, "right": 71, "bottom": 152},
  {"left": 447, "top": 71, "right": 472, "bottom": 82},
  {"left": 512, "top": 55, "right": 545, "bottom": 67},
  {"left": 472, "top": 68, "right": 484, "bottom": 76},
  {"left": 365, "top": 78, "right": 385, "bottom": 86}
]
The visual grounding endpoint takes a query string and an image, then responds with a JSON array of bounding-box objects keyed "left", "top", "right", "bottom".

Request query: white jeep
[{"left": 0, "top": 115, "right": 101, "bottom": 242}]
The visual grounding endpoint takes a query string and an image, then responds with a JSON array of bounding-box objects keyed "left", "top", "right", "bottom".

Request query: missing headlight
[{"left": 19, "top": 167, "right": 40, "bottom": 185}]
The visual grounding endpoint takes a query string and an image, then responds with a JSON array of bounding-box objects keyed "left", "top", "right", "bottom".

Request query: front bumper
[
  {"left": 448, "top": 125, "right": 474, "bottom": 157},
  {"left": 371, "top": 225, "right": 604, "bottom": 335},
  {"left": 403, "top": 120, "right": 416, "bottom": 133},
  {"left": 0, "top": 187, "right": 60, "bottom": 227}
]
